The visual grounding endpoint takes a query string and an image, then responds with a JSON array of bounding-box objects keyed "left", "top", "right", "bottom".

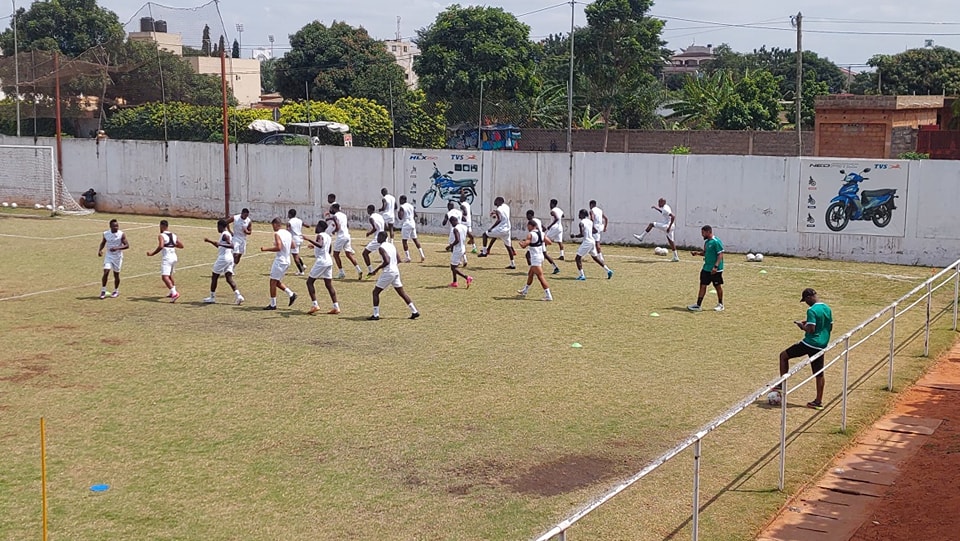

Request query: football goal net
[{"left": 0, "top": 145, "right": 93, "bottom": 215}]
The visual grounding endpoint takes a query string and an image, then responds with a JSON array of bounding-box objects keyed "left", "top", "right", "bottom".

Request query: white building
[{"left": 383, "top": 39, "right": 419, "bottom": 88}]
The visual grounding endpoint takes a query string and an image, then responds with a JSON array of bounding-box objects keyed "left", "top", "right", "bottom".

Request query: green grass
[{"left": 0, "top": 210, "right": 956, "bottom": 540}]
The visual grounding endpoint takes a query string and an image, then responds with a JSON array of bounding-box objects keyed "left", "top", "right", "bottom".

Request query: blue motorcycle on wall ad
[
  {"left": 824, "top": 168, "right": 898, "bottom": 232},
  {"left": 420, "top": 162, "right": 479, "bottom": 208}
]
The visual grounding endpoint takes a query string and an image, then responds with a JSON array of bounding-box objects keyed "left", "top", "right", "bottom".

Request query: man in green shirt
[
  {"left": 688, "top": 225, "right": 724, "bottom": 312},
  {"left": 779, "top": 288, "right": 834, "bottom": 410}
]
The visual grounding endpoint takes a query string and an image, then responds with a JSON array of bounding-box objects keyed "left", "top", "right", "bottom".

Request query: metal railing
[{"left": 535, "top": 258, "right": 960, "bottom": 541}]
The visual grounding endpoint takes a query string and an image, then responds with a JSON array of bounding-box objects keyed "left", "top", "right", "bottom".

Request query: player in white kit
[
  {"left": 362, "top": 204, "right": 386, "bottom": 274},
  {"left": 202, "top": 219, "right": 244, "bottom": 305},
  {"left": 479, "top": 196, "right": 516, "bottom": 268},
  {"left": 98, "top": 218, "right": 129, "bottom": 299},
  {"left": 228, "top": 208, "right": 251, "bottom": 267},
  {"left": 329, "top": 203, "right": 364, "bottom": 280},
  {"left": 634, "top": 197, "right": 679, "bottom": 261},
  {"left": 525, "top": 209, "right": 560, "bottom": 274},
  {"left": 443, "top": 201, "right": 467, "bottom": 266},
  {"left": 367, "top": 231, "right": 420, "bottom": 320},
  {"left": 146, "top": 219, "right": 184, "bottom": 302},
  {"left": 571, "top": 208, "right": 614, "bottom": 280},
  {"left": 260, "top": 217, "right": 298, "bottom": 310},
  {"left": 287, "top": 208, "right": 306, "bottom": 275},
  {"left": 302, "top": 220, "right": 340, "bottom": 315},
  {"left": 397, "top": 195, "right": 425, "bottom": 262},
  {"left": 380, "top": 188, "right": 397, "bottom": 240},
  {"left": 589, "top": 200, "right": 609, "bottom": 262},
  {"left": 517, "top": 219, "right": 553, "bottom": 301},
  {"left": 446, "top": 216, "right": 473, "bottom": 288},
  {"left": 459, "top": 192, "right": 478, "bottom": 253},
  {"left": 546, "top": 199, "right": 566, "bottom": 260}
]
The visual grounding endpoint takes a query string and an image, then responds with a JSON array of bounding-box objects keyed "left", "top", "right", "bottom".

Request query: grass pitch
[{"left": 0, "top": 210, "right": 956, "bottom": 540}]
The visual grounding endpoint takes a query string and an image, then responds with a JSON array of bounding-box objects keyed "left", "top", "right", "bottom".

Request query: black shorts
[
  {"left": 699, "top": 270, "right": 724, "bottom": 286},
  {"left": 785, "top": 342, "right": 825, "bottom": 375}
]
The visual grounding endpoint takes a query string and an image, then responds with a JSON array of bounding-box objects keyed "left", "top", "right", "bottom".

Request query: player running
[
  {"left": 361, "top": 204, "right": 386, "bottom": 274},
  {"left": 546, "top": 199, "right": 565, "bottom": 261},
  {"left": 380, "top": 188, "right": 397, "bottom": 240},
  {"left": 287, "top": 208, "right": 306, "bottom": 275},
  {"left": 367, "top": 231, "right": 420, "bottom": 321},
  {"left": 459, "top": 192, "right": 477, "bottom": 253},
  {"left": 479, "top": 196, "right": 516, "bottom": 269},
  {"left": 98, "top": 218, "right": 129, "bottom": 299},
  {"left": 302, "top": 221, "right": 340, "bottom": 315},
  {"left": 526, "top": 209, "right": 559, "bottom": 275},
  {"left": 397, "top": 195, "right": 425, "bottom": 262},
  {"left": 228, "top": 208, "right": 252, "bottom": 267},
  {"left": 202, "top": 219, "right": 244, "bottom": 305},
  {"left": 446, "top": 215, "right": 473, "bottom": 288},
  {"left": 570, "top": 209, "right": 614, "bottom": 280},
  {"left": 589, "top": 200, "right": 609, "bottom": 262},
  {"left": 146, "top": 219, "right": 184, "bottom": 302},
  {"left": 329, "top": 203, "right": 364, "bottom": 280},
  {"left": 634, "top": 198, "right": 679, "bottom": 262},
  {"left": 260, "top": 217, "right": 298, "bottom": 310},
  {"left": 517, "top": 219, "right": 553, "bottom": 301}
]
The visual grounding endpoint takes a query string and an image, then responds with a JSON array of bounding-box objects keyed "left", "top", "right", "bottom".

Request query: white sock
[
  {"left": 355, "top": 265, "right": 363, "bottom": 273},
  {"left": 234, "top": 289, "right": 241, "bottom": 296},
  {"left": 673, "top": 250, "right": 678, "bottom": 257},
  {"left": 209, "top": 291, "right": 215, "bottom": 297},
  {"left": 312, "top": 300, "right": 319, "bottom": 308},
  {"left": 520, "top": 286, "right": 529, "bottom": 294},
  {"left": 332, "top": 302, "right": 339, "bottom": 310},
  {"left": 408, "top": 302, "right": 417, "bottom": 313},
  {"left": 637, "top": 232, "right": 646, "bottom": 241},
  {"left": 579, "top": 270, "right": 585, "bottom": 278},
  {"left": 101, "top": 287, "right": 107, "bottom": 293},
  {"left": 284, "top": 287, "right": 294, "bottom": 296},
  {"left": 367, "top": 265, "right": 373, "bottom": 273},
  {"left": 404, "top": 250, "right": 410, "bottom": 259},
  {"left": 544, "top": 288, "right": 552, "bottom": 298},
  {"left": 559, "top": 250, "right": 565, "bottom": 257},
  {"left": 418, "top": 248, "right": 425, "bottom": 257},
  {"left": 170, "top": 286, "right": 177, "bottom": 295},
  {"left": 270, "top": 297, "right": 277, "bottom": 307},
  {"left": 373, "top": 306, "right": 380, "bottom": 317},
  {"left": 604, "top": 265, "right": 611, "bottom": 272}
]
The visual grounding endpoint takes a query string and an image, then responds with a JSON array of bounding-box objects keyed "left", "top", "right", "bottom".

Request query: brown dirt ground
[{"left": 848, "top": 350, "right": 960, "bottom": 541}]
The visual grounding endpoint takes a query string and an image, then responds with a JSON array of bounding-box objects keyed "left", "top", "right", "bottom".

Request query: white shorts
[
  {"left": 309, "top": 261, "right": 333, "bottom": 280},
  {"left": 382, "top": 213, "right": 395, "bottom": 226},
  {"left": 401, "top": 224, "right": 417, "bottom": 240},
  {"left": 654, "top": 222, "right": 675, "bottom": 242},
  {"left": 488, "top": 228, "right": 511, "bottom": 243},
  {"left": 103, "top": 255, "right": 122, "bottom": 272},
  {"left": 577, "top": 241, "right": 598, "bottom": 258},
  {"left": 450, "top": 248, "right": 465, "bottom": 266},
  {"left": 233, "top": 237, "right": 247, "bottom": 255},
  {"left": 333, "top": 236, "right": 354, "bottom": 253},
  {"left": 364, "top": 240, "right": 381, "bottom": 253},
  {"left": 270, "top": 260, "right": 290, "bottom": 280},
  {"left": 592, "top": 232, "right": 602, "bottom": 244},
  {"left": 375, "top": 271, "right": 402, "bottom": 290},
  {"left": 529, "top": 252, "right": 544, "bottom": 267},
  {"left": 213, "top": 258, "right": 234, "bottom": 275},
  {"left": 546, "top": 226, "right": 563, "bottom": 243},
  {"left": 291, "top": 236, "right": 303, "bottom": 255},
  {"left": 160, "top": 256, "right": 178, "bottom": 276}
]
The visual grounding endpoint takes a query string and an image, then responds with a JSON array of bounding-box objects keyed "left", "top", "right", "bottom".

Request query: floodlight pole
[
  {"left": 236, "top": 23, "right": 244, "bottom": 58},
  {"left": 12, "top": 0, "right": 21, "bottom": 137},
  {"left": 221, "top": 47, "right": 231, "bottom": 217},
  {"left": 54, "top": 51, "right": 62, "bottom": 176},
  {"left": 566, "top": 0, "right": 574, "bottom": 154}
]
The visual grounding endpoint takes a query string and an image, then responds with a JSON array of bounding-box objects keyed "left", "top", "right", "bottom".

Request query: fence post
[
  {"left": 778, "top": 379, "right": 788, "bottom": 491},
  {"left": 888, "top": 303, "right": 897, "bottom": 391},
  {"left": 692, "top": 438, "right": 702, "bottom": 541},
  {"left": 953, "top": 262, "right": 958, "bottom": 332},
  {"left": 558, "top": 531, "right": 565, "bottom": 541},
  {"left": 924, "top": 282, "right": 932, "bottom": 357},
  {"left": 841, "top": 337, "right": 850, "bottom": 433}
]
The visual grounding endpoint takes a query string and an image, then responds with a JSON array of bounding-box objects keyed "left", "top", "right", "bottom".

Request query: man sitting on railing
[{"left": 778, "top": 288, "right": 834, "bottom": 410}]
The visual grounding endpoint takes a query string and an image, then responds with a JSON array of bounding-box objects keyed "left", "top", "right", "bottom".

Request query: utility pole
[
  {"left": 792, "top": 12, "right": 803, "bottom": 156},
  {"left": 566, "top": 0, "right": 575, "bottom": 154},
  {"left": 12, "top": 0, "right": 20, "bottom": 137}
]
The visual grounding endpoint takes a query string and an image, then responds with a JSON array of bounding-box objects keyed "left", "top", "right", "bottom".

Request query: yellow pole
[{"left": 40, "top": 417, "right": 48, "bottom": 541}]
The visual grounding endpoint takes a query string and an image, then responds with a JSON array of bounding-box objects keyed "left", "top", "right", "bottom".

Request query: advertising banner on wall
[
  {"left": 402, "top": 150, "right": 484, "bottom": 216},
  {"left": 799, "top": 159, "right": 908, "bottom": 237}
]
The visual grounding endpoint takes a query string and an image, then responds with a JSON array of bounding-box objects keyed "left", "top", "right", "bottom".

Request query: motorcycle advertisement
[
  {"left": 799, "top": 159, "right": 908, "bottom": 237},
  {"left": 402, "top": 150, "right": 484, "bottom": 217}
]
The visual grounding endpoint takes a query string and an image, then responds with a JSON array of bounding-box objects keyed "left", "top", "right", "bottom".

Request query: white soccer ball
[
  {"left": 1, "top": 202, "right": 8, "bottom": 207},
  {"left": 57, "top": 205, "right": 65, "bottom": 211},
  {"left": 10, "top": 203, "right": 17, "bottom": 208},
  {"left": 767, "top": 390, "right": 782, "bottom": 406},
  {"left": 746, "top": 253, "right": 756, "bottom": 262},
  {"left": 658, "top": 247, "right": 669, "bottom": 256},
  {"left": 755, "top": 253, "right": 764, "bottom": 262},
  {"left": 45, "top": 204, "right": 53, "bottom": 211},
  {"left": 34, "top": 203, "right": 42, "bottom": 209}
]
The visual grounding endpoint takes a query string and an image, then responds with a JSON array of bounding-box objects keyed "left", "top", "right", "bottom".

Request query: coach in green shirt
[
  {"left": 779, "top": 288, "right": 834, "bottom": 410},
  {"left": 688, "top": 225, "right": 724, "bottom": 312}
]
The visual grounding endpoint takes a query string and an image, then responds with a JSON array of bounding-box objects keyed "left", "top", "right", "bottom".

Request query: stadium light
[{"left": 236, "top": 23, "right": 244, "bottom": 57}]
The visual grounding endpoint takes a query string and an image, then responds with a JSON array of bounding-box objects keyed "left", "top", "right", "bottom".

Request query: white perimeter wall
[{"left": 4, "top": 135, "right": 958, "bottom": 267}]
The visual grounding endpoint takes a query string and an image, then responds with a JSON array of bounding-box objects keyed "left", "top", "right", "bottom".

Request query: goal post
[{"left": 0, "top": 145, "right": 93, "bottom": 215}]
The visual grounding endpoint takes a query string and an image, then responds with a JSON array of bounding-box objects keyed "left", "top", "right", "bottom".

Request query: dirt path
[{"left": 759, "top": 342, "right": 960, "bottom": 541}]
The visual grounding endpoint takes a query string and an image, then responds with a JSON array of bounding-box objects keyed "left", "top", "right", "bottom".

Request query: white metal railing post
[
  {"left": 558, "top": 531, "right": 565, "bottom": 541},
  {"left": 778, "top": 379, "right": 788, "bottom": 491},
  {"left": 692, "top": 438, "right": 702, "bottom": 541},
  {"left": 925, "top": 281, "right": 932, "bottom": 357},
  {"left": 888, "top": 303, "right": 897, "bottom": 391},
  {"left": 953, "top": 263, "right": 958, "bottom": 331},
  {"left": 841, "top": 337, "right": 850, "bottom": 432}
]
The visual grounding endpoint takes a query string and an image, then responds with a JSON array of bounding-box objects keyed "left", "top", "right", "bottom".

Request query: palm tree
[{"left": 668, "top": 71, "right": 736, "bottom": 129}]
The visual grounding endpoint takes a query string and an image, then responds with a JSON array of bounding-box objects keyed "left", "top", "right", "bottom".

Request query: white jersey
[
  {"left": 369, "top": 213, "right": 385, "bottom": 233},
  {"left": 492, "top": 204, "right": 511, "bottom": 233},
  {"left": 449, "top": 223, "right": 467, "bottom": 252},
  {"left": 591, "top": 207, "right": 605, "bottom": 233},
  {"left": 527, "top": 229, "right": 545, "bottom": 262},
  {"left": 379, "top": 241, "right": 400, "bottom": 274},
  {"left": 579, "top": 218, "right": 596, "bottom": 243},
  {"left": 399, "top": 202, "right": 416, "bottom": 228},
  {"left": 313, "top": 232, "right": 332, "bottom": 266},
  {"left": 531, "top": 217, "right": 544, "bottom": 233},
  {"left": 216, "top": 231, "right": 234, "bottom": 260},
  {"left": 657, "top": 204, "right": 674, "bottom": 226},
  {"left": 103, "top": 229, "right": 124, "bottom": 254},
  {"left": 160, "top": 231, "right": 178, "bottom": 259},
  {"left": 333, "top": 212, "right": 350, "bottom": 239},
  {"left": 446, "top": 208, "right": 463, "bottom": 227},
  {"left": 288, "top": 217, "right": 303, "bottom": 240},
  {"left": 549, "top": 207, "right": 564, "bottom": 229},
  {"left": 232, "top": 214, "right": 250, "bottom": 240},
  {"left": 460, "top": 201, "right": 473, "bottom": 227},
  {"left": 274, "top": 229, "right": 292, "bottom": 265},
  {"left": 382, "top": 194, "right": 397, "bottom": 221}
]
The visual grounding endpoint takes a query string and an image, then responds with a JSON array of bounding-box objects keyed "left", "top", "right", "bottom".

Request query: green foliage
[
  {"left": 670, "top": 70, "right": 782, "bottom": 130},
  {"left": 786, "top": 78, "right": 830, "bottom": 129},
  {"left": 704, "top": 45, "right": 846, "bottom": 96},
  {"left": 106, "top": 41, "right": 234, "bottom": 107},
  {"left": 103, "top": 102, "right": 272, "bottom": 142},
  {"left": 332, "top": 97, "right": 391, "bottom": 147},
  {"left": 864, "top": 47, "right": 960, "bottom": 95},
  {"left": 231, "top": 39, "right": 240, "bottom": 59},
  {"left": 201, "top": 25, "right": 212, "bottom": 56},
  {"left": 415, "top": 5, "right": 539, "bottom": 122},
  {"left": 668, "top": 145, "right": 691, "bottom": 154},
  {"left": 898, "top": 151, "right": 930, "bottom": 160},
  {"left": 0, "top": 0, "right": 125, "bottom": 57},
  {"left": 275, "top": 21, "right": 405, "bottom": 105},
  {"left": 260, "top": 58, "right": 279, "bottom": 94},
  {"left": 393, "top": 89, "right": 447, "bottom": 149}
]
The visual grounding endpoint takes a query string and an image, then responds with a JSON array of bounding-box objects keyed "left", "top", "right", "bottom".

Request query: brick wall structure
[
  {"left": 518, "top": 129, "right": 814, "bottom": 156},
  {"left": 814, "top": 95, "right": 944, "bottom": 159}
]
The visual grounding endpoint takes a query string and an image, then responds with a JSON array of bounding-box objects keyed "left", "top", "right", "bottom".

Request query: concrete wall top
[{"left": 816, "top": 95, "right": 945, "bottom": 111}]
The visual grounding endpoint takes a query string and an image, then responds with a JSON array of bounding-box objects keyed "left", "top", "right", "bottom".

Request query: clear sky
[{"left": 99, "top": 0, "right": 960, "bottom": 70}]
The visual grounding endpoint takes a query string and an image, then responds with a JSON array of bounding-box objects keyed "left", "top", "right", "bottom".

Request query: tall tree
[
  {"left": 260, "top": 57, "right": 278, "bottom": 93},
  {"left": 0, "top": 0, "right": 125, "bottom": 57},
  {"left": 414, "top": 5, "right": 539, "bottom": 123},
  {"left": 275, "top": 20, "right": 405, "bottom": 103},
  {"left": 218, "top": 35, "right": 226, "bottom": 57},
  {"left": 669, "top": 70, "right": 781, "bottom": 130},
  {"left": 577, "top": 0, "right": 666, "bottom": 150},
  {"left": 861, "top": 47, "right": 960, "bottom": 96},
  {"left": 201, "top": 24, "right": 212, "bottom": 56},
  {"left": 232, "top": 39, "right": 240, "bottom": 59}
]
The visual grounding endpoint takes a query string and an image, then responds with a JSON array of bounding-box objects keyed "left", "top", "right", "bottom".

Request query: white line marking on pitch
[{"left": 0, "top": 225, "right": 155, "bottom": 240}]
